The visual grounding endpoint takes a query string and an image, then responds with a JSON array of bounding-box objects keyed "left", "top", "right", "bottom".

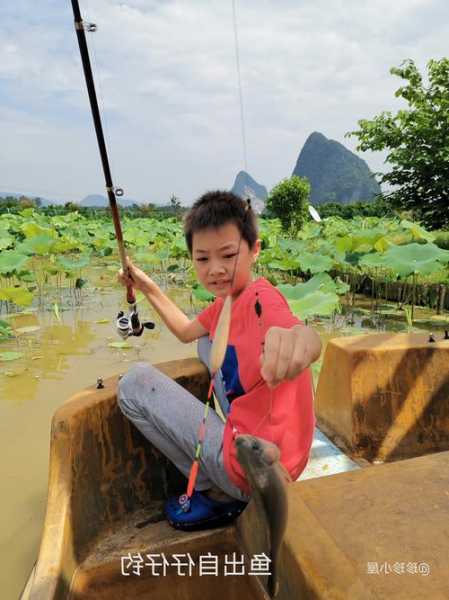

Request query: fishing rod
[{"left": 70, "top": 0, "right": 154, "bottom": 338}]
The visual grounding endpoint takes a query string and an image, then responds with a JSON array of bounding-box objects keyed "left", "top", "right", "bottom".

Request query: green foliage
[
  {"left": 1, "top": 206, "right": 448, "bottom": 320},
  {"left": 0, "top": 320, "right": 13, "bottom": 341},
  {"left": 0, "top": 351, "right": 24, "bottom": 361},
  {"left": 317, "top": 197, "right": 397, "bottom": 219},
  {"left": 277, "top": 273, "right": 341, "bottom": 318},
  {"left": 265, "top": 176, "right": 310, "bottom": 234},
  {"left": 433, "top": 230, "right": 449, "bottom": 250},
  {"left": 348, "top": 58, "right": 449, "bottom": 229}
]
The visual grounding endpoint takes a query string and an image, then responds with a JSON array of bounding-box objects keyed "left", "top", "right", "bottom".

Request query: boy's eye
[
  {"left": 224, "top": 253, "right": 237, "bottom": 259},
  {"left": 196, "top": 257, "right": 208, "bottom": 262}
]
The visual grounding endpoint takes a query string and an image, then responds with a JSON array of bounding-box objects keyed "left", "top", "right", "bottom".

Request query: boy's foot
[
  {"left": 164, "top": 491, "right": 247, "bottom": 531},
  {"left": 203, "top": 487, "right": 235, "bottom": 503}
]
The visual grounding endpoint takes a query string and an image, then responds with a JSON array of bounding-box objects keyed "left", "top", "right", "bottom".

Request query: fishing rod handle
[{"left": 126, "top": 285, "right": 136, "bottom": 305}]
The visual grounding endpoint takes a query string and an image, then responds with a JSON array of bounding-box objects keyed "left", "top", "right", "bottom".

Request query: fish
[{"left": 235, "top": 434, "right": 291, "bottom": 598}]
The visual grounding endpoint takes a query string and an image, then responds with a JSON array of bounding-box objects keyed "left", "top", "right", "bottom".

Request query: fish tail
[{"left": 267, "top": 571, "right": 279, "bottom": 598}]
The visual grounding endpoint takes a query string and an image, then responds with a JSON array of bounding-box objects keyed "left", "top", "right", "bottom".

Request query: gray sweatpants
[{"left": 117, "top": 336, "right": 250, "bottom": 502}]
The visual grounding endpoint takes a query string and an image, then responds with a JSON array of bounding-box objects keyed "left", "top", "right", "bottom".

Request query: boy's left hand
[{"left": 260, "top": 325, "right": 321, "bottom": 389}]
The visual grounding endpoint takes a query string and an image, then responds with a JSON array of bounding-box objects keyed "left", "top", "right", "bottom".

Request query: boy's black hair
[{"left": 184, "top": 190, "right": 258, "bottom": 255}]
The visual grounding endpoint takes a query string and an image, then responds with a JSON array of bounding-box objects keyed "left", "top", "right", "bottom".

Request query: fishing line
[
  {"left": 232, "top": 0, "right": 248, "bottom": 173},
  {"left": 182, "top": 3, "right": 275, "bottom": 509}
]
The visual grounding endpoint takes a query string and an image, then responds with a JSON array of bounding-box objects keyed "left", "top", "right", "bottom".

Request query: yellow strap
[{"left": 212, "top": 391, "right": 227, "bottom": 423}]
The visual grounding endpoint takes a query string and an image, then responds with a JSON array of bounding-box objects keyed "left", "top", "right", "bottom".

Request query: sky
[{"left": 1, "top": 0, "right": 448, "bottom": 205}]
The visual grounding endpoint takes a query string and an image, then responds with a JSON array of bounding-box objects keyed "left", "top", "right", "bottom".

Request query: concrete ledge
[{"left": 315, "top": 332, "right": 449, "bottom": 462}]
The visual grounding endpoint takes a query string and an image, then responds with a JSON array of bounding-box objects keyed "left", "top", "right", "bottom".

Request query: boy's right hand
[{"left": 117, "top": 258, "right": 155, "bottom": 295}]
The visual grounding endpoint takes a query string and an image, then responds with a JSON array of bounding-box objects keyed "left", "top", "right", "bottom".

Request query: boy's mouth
[{"left": 210, "top": 280, "right": 230, "bottom": 288}]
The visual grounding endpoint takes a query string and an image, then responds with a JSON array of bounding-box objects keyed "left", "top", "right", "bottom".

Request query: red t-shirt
[{"left": 197, "top": 277, "right": 315, "bottom": 495}]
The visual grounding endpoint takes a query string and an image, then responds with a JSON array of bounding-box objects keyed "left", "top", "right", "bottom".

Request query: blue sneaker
[{"left": 164, "top": 491, "right": 248, "bottom": 531}]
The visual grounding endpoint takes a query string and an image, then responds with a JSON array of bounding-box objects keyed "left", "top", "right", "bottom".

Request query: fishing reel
[{"left": 116, "top": 308, "right": 155, "bottom": 339}]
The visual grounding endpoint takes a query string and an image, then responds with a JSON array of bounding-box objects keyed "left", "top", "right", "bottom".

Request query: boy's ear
[{"left": 252, "top": 238, "right": 262, "bottom": 261}]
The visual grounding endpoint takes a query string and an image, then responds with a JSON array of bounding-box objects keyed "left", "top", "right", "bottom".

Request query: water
[{"left": 1, "top": 281, "right": 448, "bottom": 599}]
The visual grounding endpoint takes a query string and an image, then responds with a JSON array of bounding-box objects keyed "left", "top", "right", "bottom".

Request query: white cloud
[{"left": 1, "top": 0, "right": 448, "bottom": 202}]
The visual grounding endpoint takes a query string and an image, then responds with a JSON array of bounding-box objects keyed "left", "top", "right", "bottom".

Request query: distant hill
[
  {"left": 80, "top": 194, "right": 139, "bottom": 207},
  {"left": 231, "top": 171, "right": 267, "bottom": 214},
  {"left": 292, "top": 132, "right": 381, "bottom": 205},
  {"left": 0, "top": 192, "right": 61, "bottom": 206}
]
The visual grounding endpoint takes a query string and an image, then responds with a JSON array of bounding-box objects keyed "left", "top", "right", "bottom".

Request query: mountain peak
[
  {"left": 292, "top": 132, "right": 381, "bottom": 204},
  {"left": 231, "top": 171, "right": 267, "bottom": 214}
]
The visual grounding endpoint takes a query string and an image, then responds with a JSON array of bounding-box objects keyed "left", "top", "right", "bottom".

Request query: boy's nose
[{"left": 208, "top": 260, "right": 226, "bottom": 275}]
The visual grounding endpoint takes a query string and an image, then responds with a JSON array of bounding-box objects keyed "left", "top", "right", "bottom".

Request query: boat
[{"left": 21, "top": 334, "right": 449, "bottom": 599}]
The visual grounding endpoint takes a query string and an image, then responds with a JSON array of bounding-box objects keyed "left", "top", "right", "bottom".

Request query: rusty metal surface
[
  {"left": 27, "top": 358, "right": 211, "bottom": 600},
  {"left": 283, "top": 451, "right": 449, "bottom": 599}
]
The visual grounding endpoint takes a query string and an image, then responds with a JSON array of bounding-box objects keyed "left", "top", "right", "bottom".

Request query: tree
[
  {"left": 170, "top": 194, "right": 181, "bottom": 210},
  {"left": 18, "top": 195, "right": 36, "bottom": 208},
  {"left": 265, "top": 176, "right": 310, "bottom": 234},
  {"left": 64, "top": 201, "right": 80, "bottom": 212},
  {"left": 347, "top": 58, "right": 449, "bottom": 229}
]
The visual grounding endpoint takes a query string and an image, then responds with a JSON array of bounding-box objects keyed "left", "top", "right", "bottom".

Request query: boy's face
[{"left": 191, "top": 222, "right": 261, "bottom": 299}]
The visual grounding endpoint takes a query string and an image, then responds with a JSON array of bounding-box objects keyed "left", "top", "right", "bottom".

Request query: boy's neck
[{"left": 230, "top": 273, "right": 255, "bottom": 301}]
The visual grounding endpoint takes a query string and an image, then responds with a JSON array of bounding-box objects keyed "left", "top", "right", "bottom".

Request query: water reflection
[{"left": 0, "top": 319, "right": 98, "bottom": 403}]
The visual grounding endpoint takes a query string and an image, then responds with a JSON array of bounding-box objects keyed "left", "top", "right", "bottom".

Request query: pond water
[{"left": 1, "top": 276, "right": 448, "bottom": 599}]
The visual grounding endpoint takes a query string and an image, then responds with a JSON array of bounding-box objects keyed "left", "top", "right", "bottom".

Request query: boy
[{"left": 117, "top": 191, "right": 321, "bottom": 530}]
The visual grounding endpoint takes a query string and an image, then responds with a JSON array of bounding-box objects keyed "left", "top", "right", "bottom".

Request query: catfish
[{"left": 235, "top": 434, "right": 291, "bottom": 598}]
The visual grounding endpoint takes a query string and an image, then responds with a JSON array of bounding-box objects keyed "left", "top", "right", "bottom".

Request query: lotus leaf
[
  {"left": 0, "top": 287, "right": 33, "bottom": 306},
  {"left": 334, "top": 277, "right": 351, "bottom": 294},
  {"left": 278, "top": 272, "right": 345, "bottom": 297},
  {"left": 19, "top": 208, "right": 36, "bottom": 218},
  {"left": 108, "top": 341, "right": 132, "bottom": 349},
  {"left": 400, "top": 220, "right": 435, "bottom": 242},
  {"left": 21, "top": 222, "right": 58, "bottom": 239},
  {"left": 298, "top": 252, "right": 334, "bottom": 274},
  {"left": 287, "top": 291, "right": 340, "bottom": 318},
  {"left": 382, "top": 242, "right": 449, "bottom": 277},
  {"left": 0, "top": 251, "right": 29, "bottom": 274},
  {"left": 373, "top": 237, "right": 391, "bottom": 252},
  {"left": 278, "top": 239, "right": 306, "bottom": 253},
  {"left": 0, "top": 320, "right": 13, "bottom": 340},
  {"left": 359, "top": 253, "right": 391, "bottom": 269},
  {"left": 16, "top": 234, "right": 57, "bottom": 256},
  {"left": 57, "top": 255, "right": 91, "bottom": 271},
  {"left": 56, "top": 237, "right": 87, "bottom": 253},
  {"left": 338, "top": 236, "right": 356, "bottom": 253},
  {"left": 268, "top": 256, "right": 301, "bottom": 271},
  {"left": 277, "top": 277, "right": 340, "bottom": 317},
  {"left": 0, "top": 234, "right": 14, "bottom": 250},
  {"left": 0, "top": 351, "right": 24, "bottom": 361},
  {"left": 156, "top": 249, "right": 170, "bottom": 261}
]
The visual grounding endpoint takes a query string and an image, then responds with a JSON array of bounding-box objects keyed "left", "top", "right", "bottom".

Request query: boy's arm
[
  {"left": 118, "top": 258, "right": 208, "bottom": 343},
  {"left": 143, "top": 285, "right": 208, "bottom": 343}
]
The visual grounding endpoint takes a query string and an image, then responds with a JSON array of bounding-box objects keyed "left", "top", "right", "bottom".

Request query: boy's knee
[{"left": 117, "top": 362, "right": 155, "bottom": 414}]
